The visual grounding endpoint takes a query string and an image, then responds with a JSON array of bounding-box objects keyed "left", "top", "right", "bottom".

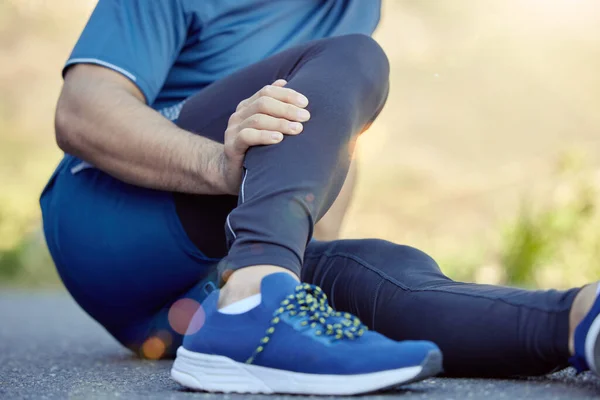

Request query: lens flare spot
[
  {"left": 186, "top": 305, "right": 206, "bottom": 335},
  {"left": 221, "top": 268, "right": 234, "bottom": 282},
  {"left": 156, "top": 330, "right": 173, "bottom": 348},
  {"left": 305, "top": 193, "right": 315, "bottom": 203},
  {"left": 168, "top": 298, "right": 201, "bottom": 335},
  {"left": 250, "top": 244, "right": 264, "bottom": 254},
  {"left": 347, "top": 136, "right": 360, "bottom": 159},
  {"left": 142, "top": 337, "right": 166, "bottom": 360}
]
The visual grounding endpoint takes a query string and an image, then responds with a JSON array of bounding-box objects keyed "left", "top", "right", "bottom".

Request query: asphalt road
[{"left": 1, "top": 291, "right": 600, "bottom": 400}]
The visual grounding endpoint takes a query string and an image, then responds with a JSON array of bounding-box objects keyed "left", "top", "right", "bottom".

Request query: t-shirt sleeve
[{"left": 64, "top": 0, "right": 189, "bottom": 105}]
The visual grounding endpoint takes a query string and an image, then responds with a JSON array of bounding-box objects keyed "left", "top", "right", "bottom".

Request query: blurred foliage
[
  {"left": 0, "top": 231, "right": 58, "bottom": 286},
  {"left": 0, "top": 0, "right": 599, "bottom": 288},
  {"left": 500, "top": 159, "right": 599, "bottom": 287},
  {"left": 438, "top": 155, "right": 600, "bottom": 288}
]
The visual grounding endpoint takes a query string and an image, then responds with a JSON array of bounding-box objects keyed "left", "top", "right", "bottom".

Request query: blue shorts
[{"left": 41, "top": 155, "right": 220, "bottom": 354}]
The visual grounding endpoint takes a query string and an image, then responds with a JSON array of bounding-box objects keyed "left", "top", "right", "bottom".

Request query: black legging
[
  {"left": 176, "top": 33, "right": 389, "bottom": 277},
  {"left": 172, "top": 34, "right": 578, "bottom": 377}
]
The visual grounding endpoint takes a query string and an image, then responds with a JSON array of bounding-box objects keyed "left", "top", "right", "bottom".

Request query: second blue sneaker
[
  {"left": 171, "top": 273, "right": 442, "bottom": 395},
  {"left": 570, "top": 284, "right": 600, "bottom": 376}
]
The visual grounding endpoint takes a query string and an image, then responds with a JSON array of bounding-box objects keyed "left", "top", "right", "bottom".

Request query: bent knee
[
  {"left": 328, "top": 34, "right": 388, "bottom": 65},
  {"left": 321, "top": 34, "right": 390, "bottom": 89}
]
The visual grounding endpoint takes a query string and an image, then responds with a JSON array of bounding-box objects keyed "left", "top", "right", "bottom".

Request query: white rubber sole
[
  {"left": 585, "top": 312, "right": 600, "bottom": 375},
  {"left": 171, "top": 346, "right": 442, "bottom": 395}
]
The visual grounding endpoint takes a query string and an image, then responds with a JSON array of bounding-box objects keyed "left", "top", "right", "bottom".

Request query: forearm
[{"left": 56, "top": 66, "right": 228, "bottom": 195}]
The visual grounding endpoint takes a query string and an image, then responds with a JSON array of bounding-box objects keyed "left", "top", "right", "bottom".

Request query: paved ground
[{"left": 1, "top": 292, "right": 599, "bottom": 400}]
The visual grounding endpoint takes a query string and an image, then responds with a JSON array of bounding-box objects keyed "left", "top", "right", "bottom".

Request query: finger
[
  {"left": 236, "top": 81, "right": 287, "bottom": 111},
  {"left": 238, "top": 96, "right": 311, "bottom": 123},
  {"left": 232, "top": 128, "right": 283, "bottom": 154},
  {"left": 236, "top": 81, "right": 304, "bottom": 112},
  {"left": 241, "top": 113, "right": 303, "bottom": 135},
  {"left": 246, "top": 84, "right": 309, "bottom": 109}
]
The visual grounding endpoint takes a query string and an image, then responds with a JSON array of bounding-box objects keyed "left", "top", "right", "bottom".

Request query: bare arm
[
  {"left": 56, "top": 65, "right": 309, "bottom": 196},
  {"left": 55, "top": 64, "right": 228, "bottom": 194}
]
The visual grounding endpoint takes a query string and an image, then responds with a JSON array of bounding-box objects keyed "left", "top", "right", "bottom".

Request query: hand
[{"left": 218, "top": 79, "right": 311, "bottom": 195}]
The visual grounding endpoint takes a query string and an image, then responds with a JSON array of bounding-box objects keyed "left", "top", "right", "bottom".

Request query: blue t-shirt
[{"left": 65, "top": 0, "right": 381, "bottom": 119}]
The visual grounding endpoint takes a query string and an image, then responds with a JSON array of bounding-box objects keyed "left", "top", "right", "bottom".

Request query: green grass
[{"left": 429, "top": 159, "right": 599, "bottom": 288}]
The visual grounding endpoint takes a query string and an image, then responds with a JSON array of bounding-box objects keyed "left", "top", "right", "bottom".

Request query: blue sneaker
[
  {"left": 570, "top": 285, "right": 600, "bottom": 375},
  {"left": 171, "top": 273, "right": 442, "bottom": 395}
]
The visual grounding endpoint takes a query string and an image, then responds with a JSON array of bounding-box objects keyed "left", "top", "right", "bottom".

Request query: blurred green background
[{"left": 0, "top": 0, "right": 598, "bottom": 289}]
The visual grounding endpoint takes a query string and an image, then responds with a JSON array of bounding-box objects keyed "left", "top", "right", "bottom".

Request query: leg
[
  {"left": 175, "top": 34, "right": 389, "bottom": 282},
  {"left": 171, "top": 37, "right": 444, "bottom": 394},
  {"left": 303, "top": 239, "right": 580, "bottom": 377}
]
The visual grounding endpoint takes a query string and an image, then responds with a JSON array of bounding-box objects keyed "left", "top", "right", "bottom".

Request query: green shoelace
[{"left": 246, "top": 283, "right": 367, "bottom": 364}]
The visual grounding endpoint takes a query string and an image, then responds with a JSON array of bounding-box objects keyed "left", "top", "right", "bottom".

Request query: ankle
[
  {"left": 218, "top": 265, "right": 299, "bottom": 309},
  {"left": 569, "top": 282, "right": 600, "bottom": 355}
]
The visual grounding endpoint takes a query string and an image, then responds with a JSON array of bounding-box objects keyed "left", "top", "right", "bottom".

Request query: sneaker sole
[
  {"left": 171, "top": 346, "right": 443, "bottom": 395},
  {"left": 586, "top": 312, "right": 600, "bottom": 375}
]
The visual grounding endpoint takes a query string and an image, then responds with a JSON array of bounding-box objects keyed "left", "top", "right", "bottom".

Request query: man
[{"left": 41, "top": 0, "right": 600, "bottom": 395}]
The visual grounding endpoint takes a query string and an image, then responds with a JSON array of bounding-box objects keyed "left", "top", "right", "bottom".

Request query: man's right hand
[{"left": 218, "top": 79, "right": 311, "bottom": 195}]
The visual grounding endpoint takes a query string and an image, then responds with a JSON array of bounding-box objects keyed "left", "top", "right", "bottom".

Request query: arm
[
  {"left": 58, "top": 1, "right": 309, "bottom": 196},
  {"left": 55, "top": 0, "right": 231, "bottom": 193},
  {"left": 56, "top": 65, "right": 309, "bottom": 195},
  {"left": 56, "top": 64, "right": 228, "bottom": 194}
]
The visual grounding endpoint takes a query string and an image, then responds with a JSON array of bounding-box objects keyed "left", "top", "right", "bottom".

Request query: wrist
[
  {"left": 187, "top": 136, "right": 231, "bottom": 195},
  {"left": 209, "top": 150, "right": 235, "bottom": 195}
]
